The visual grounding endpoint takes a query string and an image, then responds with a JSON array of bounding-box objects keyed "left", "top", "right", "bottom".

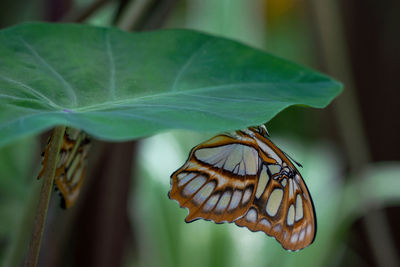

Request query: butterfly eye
[{"left": 169, "top": 126, "right": 316, "bottom": 251}]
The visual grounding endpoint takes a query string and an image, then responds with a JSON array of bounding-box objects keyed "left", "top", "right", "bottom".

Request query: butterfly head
[{"left": 248, "top": 125, "right": 270, "bottom": 138}]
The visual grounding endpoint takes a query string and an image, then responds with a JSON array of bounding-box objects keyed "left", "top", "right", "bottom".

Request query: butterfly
[
  {"left": 169, "top": 125, "right": 316, "bottom": 251},
  {"left": 38, "top": 128, "right": 90, "bottom": 209}
]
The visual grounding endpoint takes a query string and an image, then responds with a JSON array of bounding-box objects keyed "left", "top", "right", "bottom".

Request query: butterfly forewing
[
  {"left": 169, "top": 134, "right": 259, "bottom": 223},
  {"left": 169, "top": 126, "right": 316, "bottom": 251}
]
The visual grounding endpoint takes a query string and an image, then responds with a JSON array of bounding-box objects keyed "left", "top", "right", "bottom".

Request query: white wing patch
[
  {"left": 228, "top": 190, "right": 242, "bottom": 211},
  {"left": 287, "top": 204, "right": 295, "bottom": 226},
  {"left": 266, "top": 188, "right": 283, "bottom": 216},
  {"left": 203, "top": 194, "right": 220, "bottom": 212},
  {"left": 215, "top": 191, "right": 232, "bottom": 212},
  {"left": 194, "top": 144, "right": 258, "bottom": 175},
  {"left": 260, "top": 218, "right": 272, "bottom": 229},
  {"left": 177, "top": 172, "right": 197, "bottom": 187},
  {"left": 242, "top": 188, "right": 252, "bottom": 204},
  {"left": 192, "top": 182, "right": 216, "bottom": 205},
  {"left": 269, "top": 164, "right": 281, "bottom": 175},
  {"left": 295, "top": 194, "right": 303, "bottom": 221},
  {"left": 182, "top": 175, "right": 206, "bottom": 197},
  {"left": 255, "top": 165, "right": 269, "bottom": 199},
  {"left": 245, "top": 208, "right": 258, "bottom": 222}
]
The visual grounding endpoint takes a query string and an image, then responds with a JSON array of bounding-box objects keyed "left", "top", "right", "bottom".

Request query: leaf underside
[{"left": 0, "top": 22, "right": 342, "bottom": 146}]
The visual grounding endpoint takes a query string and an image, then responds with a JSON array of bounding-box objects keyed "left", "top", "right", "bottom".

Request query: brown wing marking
[
  {"left": 169, "top": 127, "right": 317, "bottom": 251},
  {"left": 169, "top": 134, "right": 260, "bottom": 223},
  {"left": 235, "top": 164, "right": 316, "bottom": 251}
]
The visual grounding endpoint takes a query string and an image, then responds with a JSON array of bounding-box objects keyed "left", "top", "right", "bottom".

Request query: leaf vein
[
  {"left": 105, "top": 32, "right": 116, "bottom": 99},
  {"left": 0, "top": 111, "right": 47, "bottom": 130},
  {"left": 171, "top": 40, "right": 213, "bottom": 91},
  {"left": 0, "top": 93, "right": 44, "bottom": 104},
  {"left": 102, "top": 103, "right": 249, "bottom": 122},
  {"left": 20, "top": 37, "right": 78, "bottom": 106},
  {"left": 73, "top": 82, "right": 282, "bottom": 112},
  {"left": 0, "top": 74, "right": 63, "bottom": 109}
]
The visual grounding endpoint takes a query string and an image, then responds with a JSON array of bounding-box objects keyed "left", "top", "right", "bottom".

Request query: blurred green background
[{"left": 0, "top": 0, "right": 399, "bottom": 266}]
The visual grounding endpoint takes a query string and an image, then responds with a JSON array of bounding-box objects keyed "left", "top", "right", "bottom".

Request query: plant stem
[{"left": 25, "top": 126, "right": 66, "bottom": 267}]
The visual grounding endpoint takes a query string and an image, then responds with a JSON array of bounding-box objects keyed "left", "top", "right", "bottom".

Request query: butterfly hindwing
[
  {"left": 234, "top": 163, "right": 316, "bottom": 251},
  {"left": 234, "top": 128, "right": 316, "bottom": 251}
]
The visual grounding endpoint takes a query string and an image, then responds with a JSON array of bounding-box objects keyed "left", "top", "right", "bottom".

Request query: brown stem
[{"left": 25, "top": 126, "right": 66, "bottom": 267}]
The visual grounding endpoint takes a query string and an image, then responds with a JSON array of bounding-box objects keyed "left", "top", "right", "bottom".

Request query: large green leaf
[{"left": 0, "top": 22, "right": 342, "bottom": 146}]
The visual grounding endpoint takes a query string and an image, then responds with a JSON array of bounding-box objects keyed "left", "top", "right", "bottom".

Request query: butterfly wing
[
  {"left": 38, "top": 128, "right": 90, "bottom": 208},
  {"left": 234, "top": 130, "right": 316, "bottom": 251},
  {"left": 169, "top": 134, "right": 260, "bottom": 223},
  {"left": 55, "top": 133, "right": 90, "bottom": 208},
  {"left": 169, "top": 127, "right": 316, "bottom": 251}
]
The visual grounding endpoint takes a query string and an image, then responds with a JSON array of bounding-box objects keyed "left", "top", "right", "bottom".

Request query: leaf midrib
[{"left": 2, "top": 80, "right": 335, "bottom": 114}]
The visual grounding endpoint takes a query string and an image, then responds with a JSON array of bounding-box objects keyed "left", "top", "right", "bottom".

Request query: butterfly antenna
[
  {"left": 283, "top": 151, "right": 303, "bottom": 168},
  {"left": 265, "top": 127, "right": 270, "bottom": 137},
  {"left": 267, "top": 132, "right": 303, "bottom": 168}
]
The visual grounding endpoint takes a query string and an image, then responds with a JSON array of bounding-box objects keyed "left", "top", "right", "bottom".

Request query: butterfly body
[{"left": 169, "top": 126, "right": 316, "bottom": 251}]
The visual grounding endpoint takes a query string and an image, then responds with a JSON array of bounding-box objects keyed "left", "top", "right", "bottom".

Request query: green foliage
[{"left": 0, "top": 22, "right": 342, "bottom": 147}]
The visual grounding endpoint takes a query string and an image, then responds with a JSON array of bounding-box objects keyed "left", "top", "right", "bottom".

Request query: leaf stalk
[{"left": 25, "top": 126, "right": 66, "bottom": 267}]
